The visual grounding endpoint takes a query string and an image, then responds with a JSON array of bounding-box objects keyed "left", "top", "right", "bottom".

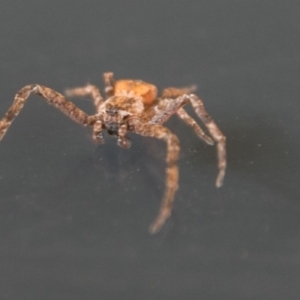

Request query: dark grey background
[{"left": 0, "top": 1, "right": 299, "bottom": 299}]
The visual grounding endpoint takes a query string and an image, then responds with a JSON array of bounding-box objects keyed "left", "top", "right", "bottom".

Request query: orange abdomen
[{"left": 114, "top": 80, "right": 157, "bottom": 105}]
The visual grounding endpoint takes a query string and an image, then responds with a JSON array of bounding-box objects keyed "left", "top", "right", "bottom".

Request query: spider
[{"left": 0, "top": 72, "right": 226, "bottom": 234}]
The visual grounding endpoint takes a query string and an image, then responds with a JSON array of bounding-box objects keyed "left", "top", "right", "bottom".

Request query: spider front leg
[
  {"left": 0, "top": 84, "right": 94, "bottom": 141},
  {"left": 132, "top": 122, "right": 180, "bottom": 234},
  {"left": 188, "top": 94, "right": 227, "bottom": 187}
]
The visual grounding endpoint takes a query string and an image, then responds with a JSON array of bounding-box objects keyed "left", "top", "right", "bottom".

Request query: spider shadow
[{"left": 36, "top": 135, "right": 167, "bottom": 228}]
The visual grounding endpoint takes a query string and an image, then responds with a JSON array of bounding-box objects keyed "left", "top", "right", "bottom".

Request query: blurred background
[{"left": 0, "top": 1, "right": 300, "bottom": 299}]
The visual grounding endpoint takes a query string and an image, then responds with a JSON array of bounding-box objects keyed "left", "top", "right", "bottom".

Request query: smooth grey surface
[{"left": 0, "top": 1, "right": 300, "bottom": 299}]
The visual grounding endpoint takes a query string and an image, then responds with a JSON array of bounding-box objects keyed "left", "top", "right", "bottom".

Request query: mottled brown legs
[
  {"left": 65, "top": 84, "right": 104, "bottom": 110},
  {"left": 133, "top": 122, "right": 180, "bottom": 234},
  {"left": 176, "top": 108, "right": 214, "bottom": 145},
  {"left": 162, "top": 85, "right": 197, "bottom": 98},
  {"left": 154, "top": 87, "right": 226, "bottom": 188},
  {"left": 154, "top": 87, "right": 213, "bottom": 145},
  {"left": 0, "top": 84, "right": 93, "bottom": 141},
  {"left": 103, "top": 72, "right": 115, "bottom": 97},
  {"left": 189, "top": 94, "right": 226, "bottom": 187},
  {"left": 65, "top": 84, "right": 105, "bottom": 144}
]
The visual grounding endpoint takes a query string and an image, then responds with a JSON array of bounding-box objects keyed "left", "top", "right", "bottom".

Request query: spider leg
[
  {"left": 188, "top": 94, "right": 226, "bottom": 188},
  {"left": 150, "top": 96, "right": 213, "bottom": 145},
  {"left": 176, "top": 108, "right": 214, "bottom": 145},
  {"left": 149, "top": 95, "right": 189, "bottom": 124},
  {"left": 161, "top": 85, "right": 197, "bottom": 98},
  {"left": 103, "top": 72, "right": 115, "bottom": 97},
  {"left": 0, "top": 84, "right": 95, "bottom": 141},
  {"left": 64, "top": 86, "right": 105, "bottom": 144},
  {"left": 65, "top": 84, "right": 104, "bottom": 110},
  {"left": 132, "top": 122, "right": 180, "bottom": 234}
]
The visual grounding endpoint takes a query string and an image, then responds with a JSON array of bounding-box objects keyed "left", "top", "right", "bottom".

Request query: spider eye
[{"left": 106, "top": 108, "right": 118, "bottom": 116}]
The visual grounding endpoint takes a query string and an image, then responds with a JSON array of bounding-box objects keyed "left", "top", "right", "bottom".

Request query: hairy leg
[
  {"left": 176, "top": 108, "right": 214, "bottom": 145},
  {"left": 161, "top": 85, "right": 197, "bottom": 98},
  {"left": 132, "top": 122, "right": 180, "bottom": 234},
  {"left": 65, "top": 84, "right": 104, "bottom": 110},
  {"left": 149, "top": 96, "right": 213, "bottom": 145},
  {"left": 149, "top": 95, "right": 189, "bottom": 124},
  {"left": 65, "top": 85, "right": 105, "bottom": 142},
  {"left": 189, "top": 94, "right": 226, "bottom": 187},
  {"left": 0, "top": 84, "right": 94, "bottom": 141},
  {"left": 103, "top": 72, "right": 115, "bottom": 97}
]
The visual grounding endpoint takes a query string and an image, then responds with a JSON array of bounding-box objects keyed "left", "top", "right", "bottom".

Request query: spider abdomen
[{"left": 114, "top": 80, "right": 157, "bottom": 106}]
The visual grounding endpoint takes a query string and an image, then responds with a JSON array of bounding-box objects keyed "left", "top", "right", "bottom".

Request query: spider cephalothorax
[{"left": 0, "top": 72, "right": 226, "bottom": 233}]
